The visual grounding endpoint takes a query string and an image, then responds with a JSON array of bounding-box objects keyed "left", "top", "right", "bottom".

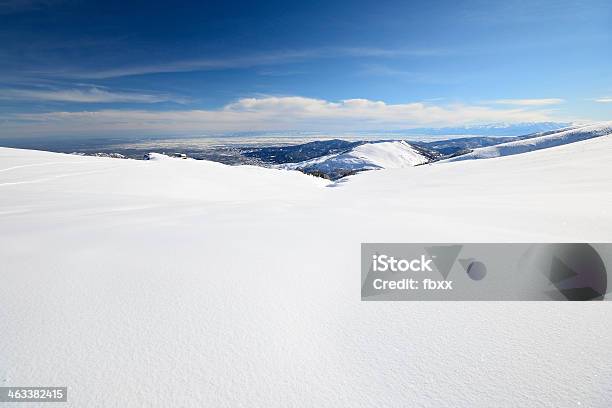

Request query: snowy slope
[
  {"left": 283, "top": 140, "right": 433, "bottom": 178},
  {"left": 1, "top": 137, "right": 612, "bottom": 407},
  {"left": 445, "top": 122, "right": 612, "bottom": 161},
  {"left": 0, "top": 149, "right": 328, "bottom": 202}
]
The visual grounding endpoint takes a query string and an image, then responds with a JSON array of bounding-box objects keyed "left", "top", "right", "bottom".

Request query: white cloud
[
  {"left": 491, "top": 98, "right": 565, "bottom": 106},
  {"left": 0, "top": 87, "right": 183, "bottom": 103},
  {"left": 594, "top": 97, "right": 612, "bottom": 103},
  {"left": 3, "top": 96, "right": 559, "bottom": 136}
]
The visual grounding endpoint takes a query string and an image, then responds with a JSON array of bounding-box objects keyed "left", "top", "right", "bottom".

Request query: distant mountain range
[
  {"left": 443, "top": 122, "right": 612, "bottom": 162},
  {"left": 43, "top": 122, "right": 611, "bottom": 180},
  {"left": 381, "top": 122, "right": 574, "bottom": 136},
  {"left": 243, "top": 122, "right": 611, "bottom": 179}
]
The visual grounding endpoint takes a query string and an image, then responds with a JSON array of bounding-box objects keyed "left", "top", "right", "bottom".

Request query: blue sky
[{"left": 0, "top": 0, "right": 611, "bottom": 138}]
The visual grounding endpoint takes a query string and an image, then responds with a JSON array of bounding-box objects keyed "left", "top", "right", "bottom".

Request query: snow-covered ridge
[
  {"left": 0, "top": 148, "right": 328, "bottom": 202},
  {"left": 443, "top": 122, "right": 612, "bottom": 162},
  {"left": 281, "top": 140, "right": 435, "bottom": 179}
]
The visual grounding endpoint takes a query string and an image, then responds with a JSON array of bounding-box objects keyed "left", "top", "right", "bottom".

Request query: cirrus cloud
[
  {"left": 37, "top": 47, "right": 451, "bottom": 80},
  {"left": 491, "top": 98, "right": 564, "bottom": 106},
  {"left": 0, "top": 87, "right": 184, "bottom": 103}
]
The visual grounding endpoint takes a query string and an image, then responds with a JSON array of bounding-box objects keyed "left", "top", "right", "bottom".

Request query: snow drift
[{"left": 1, "top": 136, "right": 612, "bottom": 407}]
